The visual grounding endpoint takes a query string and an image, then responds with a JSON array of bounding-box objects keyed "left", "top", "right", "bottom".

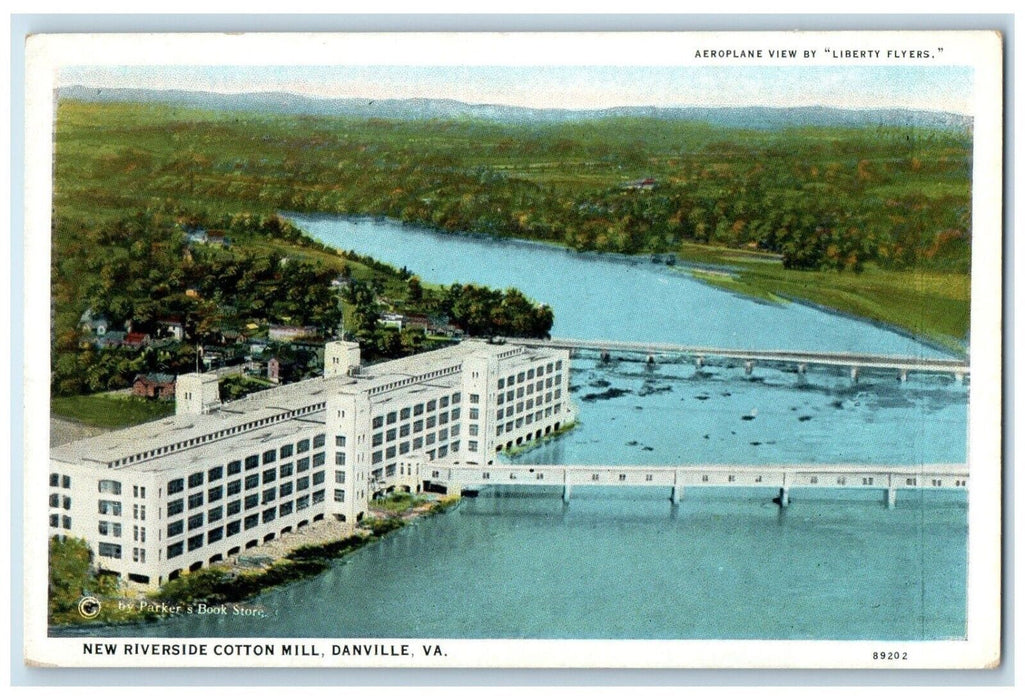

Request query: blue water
[
  {"left": 294, "top": 214, "right": 955, "bottom": 358},
  {"left": 64, "top": 216, "right": 968, "bottom": 640}
]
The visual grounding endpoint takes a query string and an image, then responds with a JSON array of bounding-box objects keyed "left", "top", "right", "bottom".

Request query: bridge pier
[
  {"left": 671, "top": 484, "right": 683, "bottom": 504},
  {"left": 899, "top": 369, "right": 908, "bottom": 383},
  {"left": 563, "top": 483, "right": 572, "bottom": 503},
  {"left": 850, "top": 366, "right": 860, "bottom": 383},
  {"left": 600, "top": 350, "right": 611, "bottom": 363},
  {"left": 887, "top": 487, "right": 897, "bottom": 509},
  {"left": 797, "top": 363, "right": 807, "bottom": 375},
  {"left": 646, "top": 354, "right": 656, "bottom": 366},
  {"left": 777, "top": 487, "right": 790, "bottom": 508},
  {"left": 695, "top": 356, "right": 705, "bottom": 369},
  {"left": 744, "top": 360, "right": 755, "bottom": 376},
  {"left": 954, "top": 372, "right": 965, "bottom": 384}
]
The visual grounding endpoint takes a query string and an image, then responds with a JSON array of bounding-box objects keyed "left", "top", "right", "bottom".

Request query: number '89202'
[{"left": 873, "top": 651, "right": 908, "bottom": 661}]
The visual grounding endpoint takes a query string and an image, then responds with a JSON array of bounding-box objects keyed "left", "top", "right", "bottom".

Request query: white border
[{"left": 22, "top": 30, "right": 1004, "bottom": 670}]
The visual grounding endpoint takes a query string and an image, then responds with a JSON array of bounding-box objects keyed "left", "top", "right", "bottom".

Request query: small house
[{"left": 132, "top": 373, "right": 176, "bottom": 399}]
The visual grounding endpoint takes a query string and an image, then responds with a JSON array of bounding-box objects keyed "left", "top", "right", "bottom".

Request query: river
[{"left": 66, "top": 216, "right": 968, "bottom": 641}]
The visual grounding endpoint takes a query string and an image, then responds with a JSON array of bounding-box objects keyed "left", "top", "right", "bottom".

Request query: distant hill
[{"left": 57, "top": 85, "right": 973, "bottom": 131}]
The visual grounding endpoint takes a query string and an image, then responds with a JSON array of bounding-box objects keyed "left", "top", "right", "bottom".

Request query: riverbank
[{"left": 48, "top": 493, "right": 461, "bottom": 630}]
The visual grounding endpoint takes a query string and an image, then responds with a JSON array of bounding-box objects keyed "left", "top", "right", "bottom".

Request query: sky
[{"left": 58, "top": 64, "right": 974, "bottom": 114}]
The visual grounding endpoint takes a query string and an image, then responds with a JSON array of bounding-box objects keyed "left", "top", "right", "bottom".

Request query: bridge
[
  {"left": 508, "top": 337, "right": 969, "bottom": 383},
  {"left": 425, "top": 462, "right": 968, "bottom": 509}
]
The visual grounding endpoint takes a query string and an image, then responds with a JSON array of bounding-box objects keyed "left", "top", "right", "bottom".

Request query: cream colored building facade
[{"left": 49, "top": 340, "right": 573, "bottom": 586}]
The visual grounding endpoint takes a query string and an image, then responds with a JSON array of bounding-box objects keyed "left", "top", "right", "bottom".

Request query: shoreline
[{"left": 48, "top": 494, "right": 461, "bottom": 632}]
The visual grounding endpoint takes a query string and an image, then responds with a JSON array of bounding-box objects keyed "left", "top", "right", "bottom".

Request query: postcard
[{"left": 21, "top": 30, "right": 1003, "bottom": 670}]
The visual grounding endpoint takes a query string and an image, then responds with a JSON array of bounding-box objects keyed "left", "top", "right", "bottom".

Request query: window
[
  {"left": 188, "top": 534, "right": 204, "bottom": 552},
  {"left": 470, "top": 394, "right": 480, "bottom": 404},
  {"left": 208, "top": 485, "right": 223, "bottom": 502},
  {"left": 245, "top": 474, "right": 259, "bottom": 490},
  {"left": 245, "top": 494, "right": 259, "bottom": 510},
  {"left": 297, "top": 457, "right": 310, "bottom": 472},
  {"left": 227, "top": 500, "right": 241, "bottom": 516},
  {"left": 262, "top": 507, "right": 276, "bottom": 524},
  {"left": 167, "top": 478, "right": 184, "bottom": 495},
  {"left": 244, "top": 514, "right": 259, "bottom": 530},
  {"left": 386, "top": 428, "right": 397, "bottom": 441},
  {"left": 281, "top": 444, "right": 294, "bottom": 458},
  {"left": 227, "top": 479, "right": 242, "bottom": 496},
  {"left": 49, "top": 514, "right": 59, "bottom": 528},
  {"left": 297, "top": 476, "right": 310, "bottom": 491},
  {"left": 50, "top": 473, "right": 59, "bottom": 487},
  {"left": 312, "top": 490, "right": 325, "bottom": 504},
  {"left": 313, "top": 453, "right": 326, "bottom": 467},
  {"left": 133, "top": 485, "right": 146, "bottom": 498},
  {"left": 297, "top": 439, "right": 310, "bottom": 453},
  {"left": 334, "top": 489, "right": 346, "bottom": 503},
  {"left": 399, "top": 424, "right": 410, "bottom": 438},
  {"left": 399, "top": 442, "right": 410, "bottom": 455},
  {"left": 335, "top": 471, "right": 346, "bottom": 484},
  {"left": 296, "top": 495, "right": 310, "bottom": 511},
  {"left": 98, "top": 521, "right": 121, "bottom": 537},
  {"left": 400, "top": 408, "right": 411, "bottom": 420},
  {"left": 227, "top": 460, "right": 242, "bottom": 475},
  {"left": 468, "top": 441, "right": 478, "bottom": 452},
  {"left": 313, "top": 471, "right": 326, "bottom": 485},
  {"left": 335, "top": 435, "right": 347, "bottom": 447},
  {"left": 426, "top": 416, "right": 437, "bottom": 429},
  {"left": 413, "top": 403, "right": 424, "bottom": 416},
  {"left": 280, "top": 481, "right": 293, "bottom": 497},
  {"left": 209, "top": 506, "right": 223, "bottom": 523},
  {"left": 188, "top": 513, "right": 204, "bottom": 531},
  {"left": 167, "top": 542, "right": 184, "bottom": 559},
  {"left": 413, "top": 420, "right": 424, "bottom": 433},
  {"left": 262, "top": 487, "right": 277, "bottom": 505},
  {"left": 280, "top": 462, "right": 294, "bottom": 478},
  {"left": 62, "top": 475, "right": 71, "bottom": 489},
  {"left": 48, "top": 494, "right": 59, "bottom": 508},
  {"left": 263, "top": 449, "right": 277, "bottom": 464},
  {"left": 279, "top": 501, "right": 294, "bottom": 517},
  {"left": 469, "top": 424, "right": 479, "bottom": 436},
  {"left": 167, "top": 520, "right": 183, "bottom": 537},
  {"left": 207, "top": 527, "right": 224, "bottom": 544},
  {"left": 133, "top": 504, "right": 146, "bottom": 520},
  {"left": 386, "top": 412, "right": 397, "bottom": 425},
  {"left": 132, "top": 547, "right": 146, "bottom": 563},
  {"left": 98, "top": 500, "right": 121, "bottom": 516},
  {"left": 188, "top": 492, "right": 204, "bottom": 509},
  {"left": 451, "top": 392, "right": 461, "bottom": 404},
  {"left": 372, "top": 416, "right": 384, "bottom": 429},
  {"left": 372, "top": 433, "right": 383, "bottom": 447},
  {"left": 227, "top": 520, "right": 241, "bottom": 536},
  {"left": 245, "top": 455, "right": 260, "bottom": 470},
  {"left": 208, "top": 466, "right": 223, "bottom": 482},
  {"left": 188, "top": 472, "right": 204, "bottom": 488},
  {"left": 335, "top": 452, "right": 346, "bottom": 466},
  {"left": 62, "top": 516, "right": 72, "bottom": 529},
  {"left": 263, "top": 468, "right": 276, "bottom": 484},
  {"left": 469, "top": 408, "right": 479, "bottom": 420},
  {"left": 427, "top": 400, "right": 436, "bottom": 411}
]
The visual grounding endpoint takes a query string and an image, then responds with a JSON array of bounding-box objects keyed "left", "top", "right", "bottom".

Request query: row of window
[
  {"left": 496, "top": 362, "right": 562, "bottom": 390},
  {"left": 371, "top": 434, "right": 460, "bottom": 464},
  {"left": 370, "top": 394, "right": 462, "bottom": 430},
  {"left": 371, "top": 409, "right": 462, "bottom": 447},
  {"left": 496, "top": 392, "right": 560, "bottom": 419},
  {"left": 48, "top": 514, "right": 71, "bottom": 529},
  {"left": 166, "top": 472, "right": 325, "bottom": 538},
  {"left": 165, "top": 436, "right": 326, "bottom": 494},
  {"left": 496, "top": 405, "right": 562, "bottom": 436},
  {"left": 166, "top": 491, "right": 324, "bottom": 559},
  {"left": 496, "top": 381, "right": 561, "bottom": 406}
]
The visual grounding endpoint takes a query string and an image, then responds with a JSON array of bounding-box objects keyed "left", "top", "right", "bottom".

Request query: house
[
  {"left": 132, "top": 373, "right": 176, "bottom": 399},
  {"left": 95, "top": 331, "right": 127, "bottom": 349},
  {"left": 267, "top": 357, "right": 296, "bottom": 384},
  {"left": 268, "top": 325, "right": 317, "bottom": 342},
  {"left": 79, "top": 308, "right": 110, "bottom": 337},
  {"left": 123, "top": 332, "right": 152, "bottom": 349},
  {"left": 381, "top": 313, "right": 405, "bottom": 330},
  {"left": 622, "top": 177, "right": 656, "bottom": 191},
  {"left": 157, "top": 317, "right": 185, "bottom": 341}
]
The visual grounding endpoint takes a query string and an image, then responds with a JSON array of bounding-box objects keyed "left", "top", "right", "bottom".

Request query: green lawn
[{"left": 51, "top": 394, "right": 175, "bottom": 428}]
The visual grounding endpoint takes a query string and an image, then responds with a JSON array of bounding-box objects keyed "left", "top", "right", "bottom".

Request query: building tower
[
  {"left": 324, "top": 340, "right": 361, "bottom": 378},
  {"left": 175, "top": 373, "right": 221, "bottom": 415}
]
